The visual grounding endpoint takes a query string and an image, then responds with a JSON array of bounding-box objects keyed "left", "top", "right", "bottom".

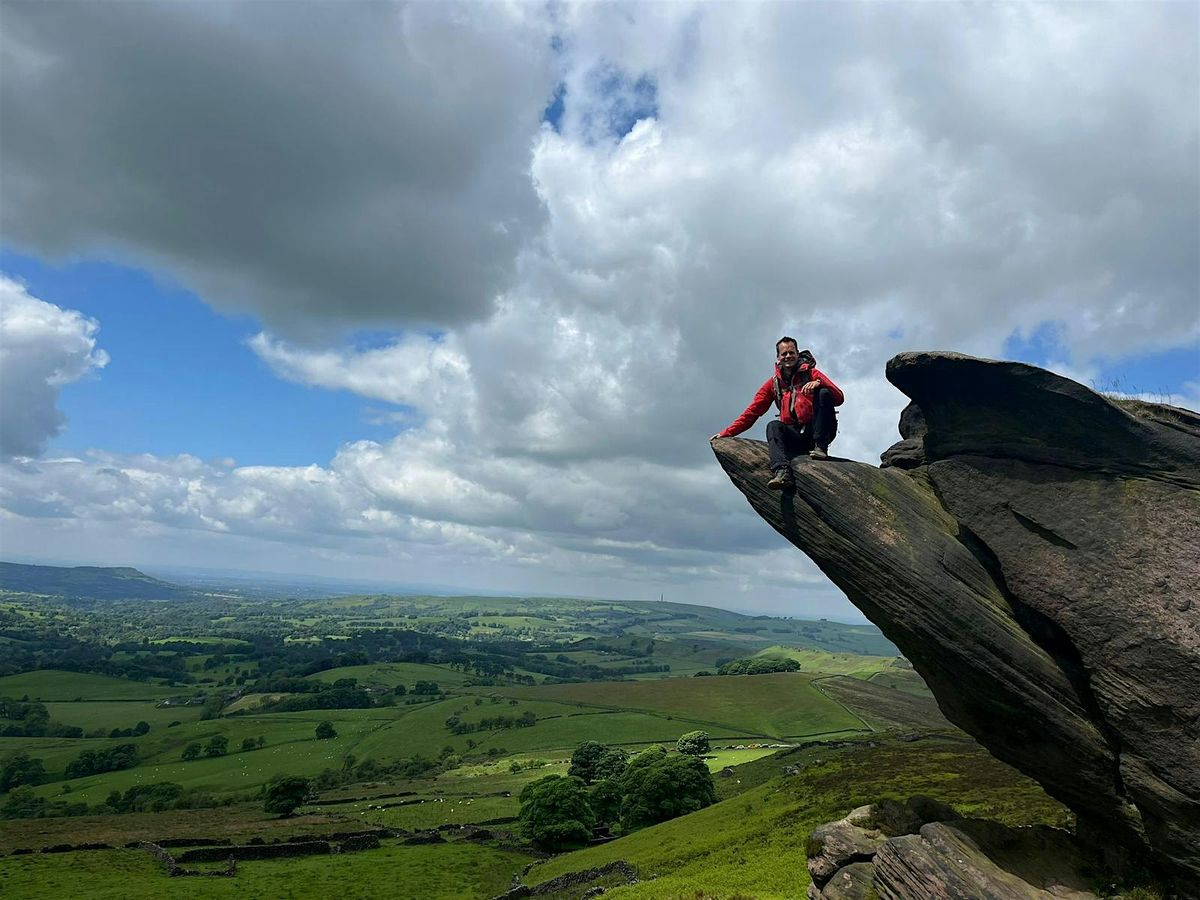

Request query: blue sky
[
  {"left": 0, "top": 1, "right": 1196, "bottom": 618},
  {"left": 0, "top": 251, "right": 404, "bottom": 467}
]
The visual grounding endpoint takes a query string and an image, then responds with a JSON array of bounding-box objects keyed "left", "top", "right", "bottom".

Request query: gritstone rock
[{"left": 713, "top": 352, "right": 1200, "bottom": 896}]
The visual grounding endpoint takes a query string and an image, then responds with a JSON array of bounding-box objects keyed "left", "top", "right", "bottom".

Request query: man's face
[{"left": 776, "top": 342, "right": 799, "bottom": 368}]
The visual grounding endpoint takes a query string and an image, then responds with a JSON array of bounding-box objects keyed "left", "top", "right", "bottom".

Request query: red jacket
[{"left": 718, "top": 363, "right": 844, "bottom": 437}]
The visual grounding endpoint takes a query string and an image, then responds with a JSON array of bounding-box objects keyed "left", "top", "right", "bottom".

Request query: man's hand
[
  {"left": 800, "top": 380, "right": 820, "bottom": 394},
  {"left": 710, "top": 433, "right": 722, "bottom": 442}
]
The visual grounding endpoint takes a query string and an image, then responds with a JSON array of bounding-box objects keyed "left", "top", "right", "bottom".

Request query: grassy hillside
[
  {"left": 470, "top": 672, "right": 865, "bottom": 739},
  {"left": 525, "top": 735, "right": 1069, "bottom": 899},
  {"left": 0, "top": 563, "right": 192, "bottom": 602},
  {"left": 0, "top": 670, "right": 190, "bottom": 701},
  {"left": 0, "top": 842, "right": 528, "bottom": 899},
  {"left": 753, "top": 646, "right": 900, "bottom": 679}
]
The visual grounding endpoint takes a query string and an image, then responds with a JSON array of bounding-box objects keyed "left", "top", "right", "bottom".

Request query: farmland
[{"left": 0, "top": 566, "right": 1022, "bottom": 899}]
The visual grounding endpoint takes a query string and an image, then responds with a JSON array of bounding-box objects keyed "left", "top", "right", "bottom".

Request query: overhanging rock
[{"left": 712, "top": 352, "right": 1200, "bottom": 894}]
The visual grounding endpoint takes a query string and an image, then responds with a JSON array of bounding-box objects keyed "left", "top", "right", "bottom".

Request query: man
[{"left": 711, "top": 337, "right": 844, "bottom": 490}]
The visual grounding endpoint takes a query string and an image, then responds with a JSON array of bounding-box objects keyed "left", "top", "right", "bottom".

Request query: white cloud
[
  {"left": 1, "top": 2, "right": 1197, "bottom": 616},
  {"left": 0, "top": 278, "right": 109, "bottom": 459}
]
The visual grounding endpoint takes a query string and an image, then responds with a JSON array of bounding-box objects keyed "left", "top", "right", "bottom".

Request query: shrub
[
  {"left": 263, "top": 775, "right": 313, "bottom": 817},
  {"left": 315, "top": 721, "right": 337, "bottom": 739},
  {"left": 181, "top": 743, "right": 202, "bottom": 761}
]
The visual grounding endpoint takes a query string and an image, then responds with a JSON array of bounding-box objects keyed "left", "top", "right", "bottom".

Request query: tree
[
  {"left": 618, "top": 748, "right": 716, "bottom": 830},
  {"left": 588, "top": 778, "right": 623, "bottom": 828},
  {"left": 263, "top": 775, "right": 313, "bottom": 817},
  {"left": 0, "top": 752, "right": 45, "bottom": 792},
  {"left": 568, "top": 741, "right": 630, "bottom": 785},
  {"left": 133, "top": 721, "right": 151, "bottom": 736},
  {"left": 518, "top": 775, "right": 596, "bottom": 850},
  {"left": 315, "top": 721, "right": 337, "bottom": 739},
  {"left": 181, "top": 742, "right": 202, "bottom": 761},
  {"left": 676, "top": 730, "right": 711, "bottom": 756},
  {"left": 242, "top": 737, "right": 258, "bottom": 752},
  {"left": 204, "top": 735, "right": 229, "bottom": 757}
]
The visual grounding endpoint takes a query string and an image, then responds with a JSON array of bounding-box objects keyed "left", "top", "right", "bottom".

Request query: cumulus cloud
[
  {"left": 1, "top": 2, "right": 1197, "bottom": 615},
  {"left": 0, "top": 1, "right": 556, "bottom": 337},
  {"left": 0, "top": 278, "right": 109, "bottom": 459}
]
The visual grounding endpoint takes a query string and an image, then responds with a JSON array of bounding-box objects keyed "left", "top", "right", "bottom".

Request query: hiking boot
[
  {"left": 809, "top": 445, "right": 829, "bottom": 460},
  {"left": 767, "top": 467, "right": 794, "bottom": 490}
]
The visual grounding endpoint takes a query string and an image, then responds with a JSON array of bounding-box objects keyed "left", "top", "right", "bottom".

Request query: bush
[
  {"left": 518, "top": 775, "right": 596, "bottom": 850},
  {"left": 263, "top": 775, "right": 313, "bottom": 816},
  {"left": 181, "top": 743, "right": 202, "bottom": 761},
  {"left": 676, "top": 730, "right": 711, "bottom": 756},
  {"left": 315, "top": 721, "right": 337, "bottom": 739}
]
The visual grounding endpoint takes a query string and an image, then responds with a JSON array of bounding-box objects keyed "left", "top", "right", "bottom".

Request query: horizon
[{"left": 0, "top": 555, "right": 874, "bottom": 625}]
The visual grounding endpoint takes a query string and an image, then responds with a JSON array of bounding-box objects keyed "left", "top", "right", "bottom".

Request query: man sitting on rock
[{"left": 711, "top": 337, "right": 844, "bottom": 490}]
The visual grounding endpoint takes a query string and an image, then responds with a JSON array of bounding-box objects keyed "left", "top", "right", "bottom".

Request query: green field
[
  {"left": 307, "top": 662, "right": 477, "bottom": 689},
  {"left": 0, "top": 572, "right": 977, "bottom": 899},
  {"left": 0, "top": 842, "right": 529, "bottom": 900},
  {"left": 753, "top": 647, "right": 901, "bottom": 679},
  {"left": 39, "top": 701, "right": 204, "bottom": 731},
  {"left": 320, "top": 793, "right": 519, "bottom": 830},
  {"left": 469, "top": 673, "right": 865, "bottom": 740},
  {"left": 0, "top": 670, "right": 190, "bottom": 701}
]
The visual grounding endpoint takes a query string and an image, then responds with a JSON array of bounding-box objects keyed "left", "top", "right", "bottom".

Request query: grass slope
[
  {"left": 0, "top": 843, "right": 528, "bottom": 900},
  {"left": 470, "top": 673, "right": 864, "bottom": 740},
  {"left": 0, "top": 670, "right": 189, "bottom": 701},
  {"left": 814, "top": 675, "right": 951, "bottom": 731},
  {"left": 527, "top": 735, "right": 1069, "bottom": 899},
  {"left": 753, "top": 647, "right": 900, "bottom": 679}
]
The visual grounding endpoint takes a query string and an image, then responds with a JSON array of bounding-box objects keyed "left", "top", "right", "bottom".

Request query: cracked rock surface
[{"left": 713, "top": 352, "right": 1200, "bottom": 894}]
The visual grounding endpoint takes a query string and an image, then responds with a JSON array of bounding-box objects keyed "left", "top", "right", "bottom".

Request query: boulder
[
  {"left": 713, "top": 352, "right": 1200, "bottom": 895},
  {"left": 817, "top": 861, "right": 876, "bottom": 900},
  {"left": 873, "top": 819, "right": 1096, "bottom": 900},
  {"left": 806, "top": 810, "right": 887, "bottom": 887}
]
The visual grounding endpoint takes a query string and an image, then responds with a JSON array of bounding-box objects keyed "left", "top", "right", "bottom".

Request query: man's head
[
  {"left": 776, "top": 337, "right": 814, "bottom": 372},
  {"left": 776, "top": 336, "right": 799, "bottom": 366}
]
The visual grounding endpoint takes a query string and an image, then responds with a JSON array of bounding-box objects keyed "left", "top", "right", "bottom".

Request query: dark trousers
[{"left": 766, "top": 388, "right": 838, "bottom": 470}]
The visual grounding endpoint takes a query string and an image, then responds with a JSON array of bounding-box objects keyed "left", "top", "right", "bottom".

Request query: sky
[{"left": 1, "top": 1, "right": 1197, "bottom": 619}]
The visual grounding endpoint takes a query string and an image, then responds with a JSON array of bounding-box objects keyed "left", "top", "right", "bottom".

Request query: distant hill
[{"left": 0, "top": 561, "right": 192, "bottom": 601}]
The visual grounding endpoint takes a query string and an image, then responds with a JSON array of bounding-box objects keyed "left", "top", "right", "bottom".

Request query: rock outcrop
[
  {"left": 807, "top": 800, "right": 1097, "bottom": 900},
  {"left": 713, "top": 352, "right": 1200, "bottom": 895}
]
